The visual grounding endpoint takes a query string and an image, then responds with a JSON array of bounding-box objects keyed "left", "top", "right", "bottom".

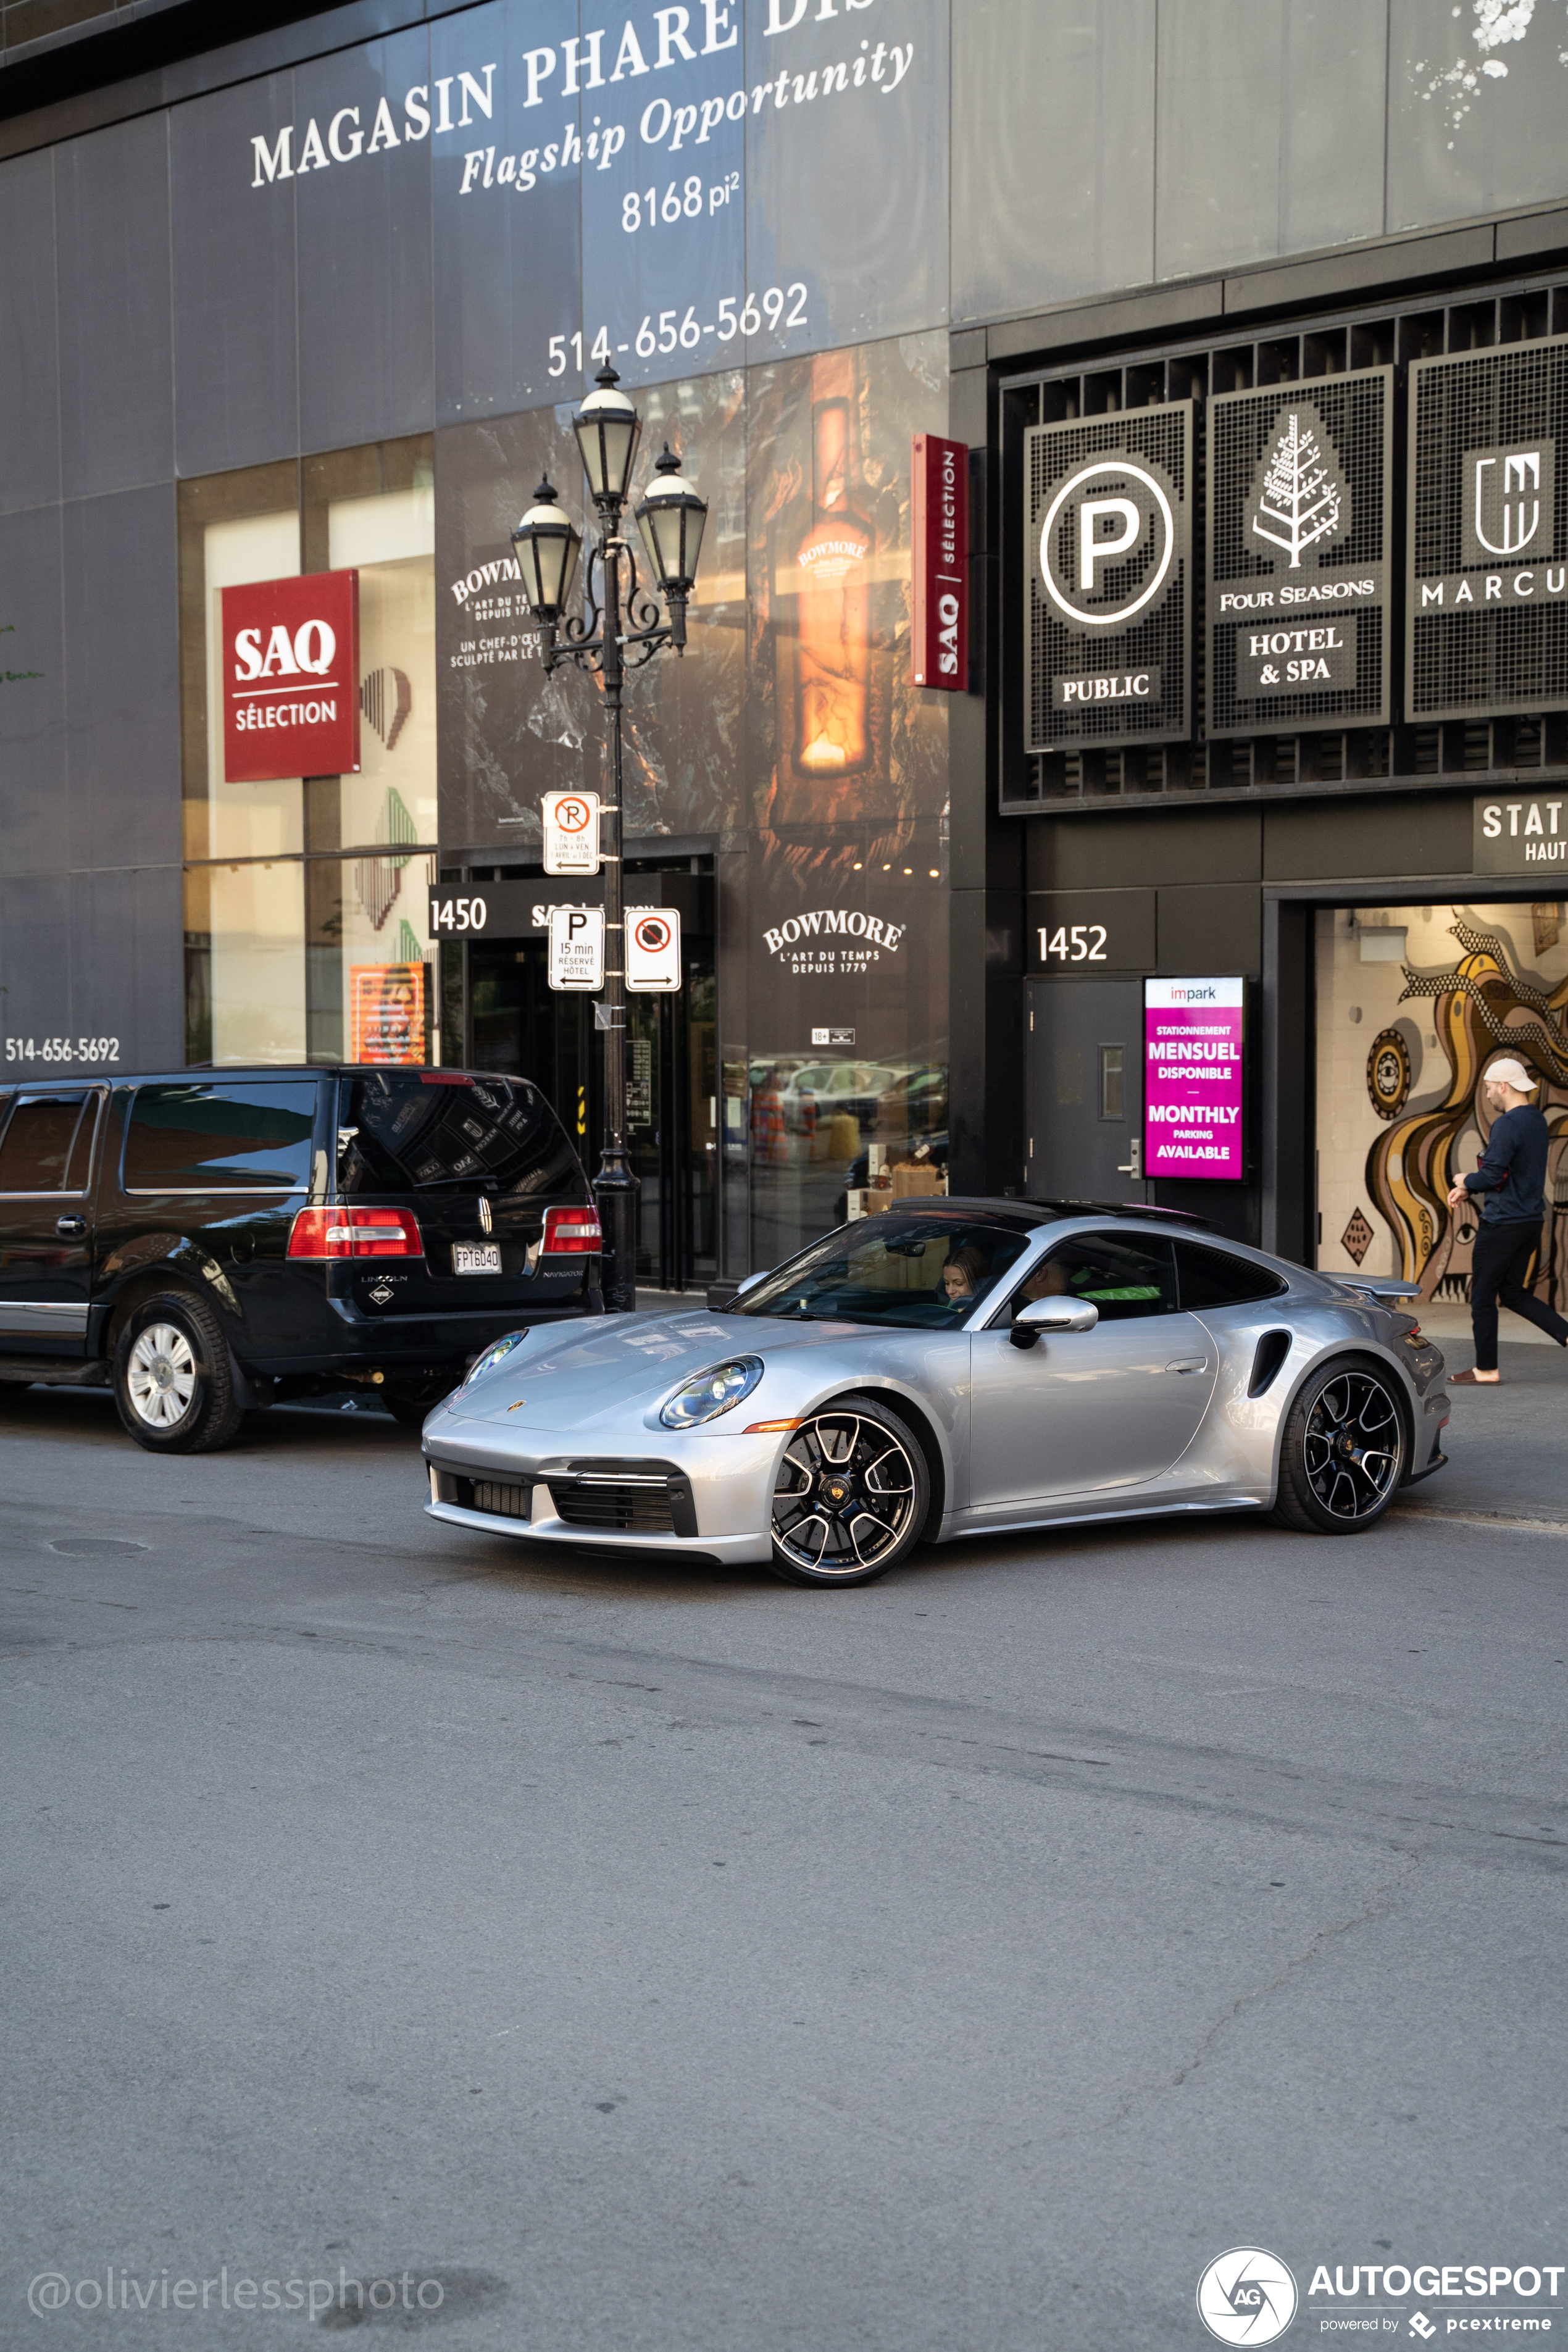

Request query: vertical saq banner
[
  {"left": 1144, "top": 977, "right": 1245, "bottom": 1180},
  {"left": 911, "top": 434, "right": 968, "bottom": 690},
  {"left": 351, "top": 964, "right": 427, "bottom": 1064},
  {"left": 222, "top": 570, "right": 361, "bottom": 784}
]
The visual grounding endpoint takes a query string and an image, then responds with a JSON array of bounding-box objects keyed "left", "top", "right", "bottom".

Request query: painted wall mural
[{"left": 1316, "top": 902, "right": 1568, "bottom": 1310}]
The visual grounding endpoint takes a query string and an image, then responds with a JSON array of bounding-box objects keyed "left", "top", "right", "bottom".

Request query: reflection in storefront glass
[{"left": 182, "top": 443, "right": 441, "bottom": 1069}]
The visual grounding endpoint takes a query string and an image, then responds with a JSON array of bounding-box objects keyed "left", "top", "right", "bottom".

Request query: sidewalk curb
[{"left": 1393, "top": 1501, "right": 1568, "bottom": 1537}]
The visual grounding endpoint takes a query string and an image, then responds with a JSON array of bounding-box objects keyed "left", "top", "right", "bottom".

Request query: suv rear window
[
  {"left": 340, "top": 1073, "right": 581, "bottom": 1196},
  {"left": 125, "top": 1082, "right": 319, "bottom": 1191}
]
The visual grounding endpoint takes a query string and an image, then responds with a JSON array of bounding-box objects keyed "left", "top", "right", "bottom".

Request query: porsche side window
[
  {"left": 1006, "top": 1233, "right": 1178, "bottom": 1324},
  {"left": 1174, "top": 1239, "right": 1288, "bottom": 1309},
  {"left": 734, "top": 1216, "right": 1032, "bottom": 1328}
]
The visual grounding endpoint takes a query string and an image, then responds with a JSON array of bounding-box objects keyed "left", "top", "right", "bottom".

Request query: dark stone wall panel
[
  {"left": 72, "top": 859, "right": 184, "bottom": 1067},
  {"left": 54, "top": 109, "right": 173, "bottom": 498},
  {"left": 171, "top": 72, "right": 299, "bottom": 476},
  {"left": 60, "top": 482, "right": 181, "bottom": 872},
  {"left": 294, "top": 27, "right": 434, "bottom": 453},
  {"left": 0, "top": 503, "right": 65, "bottom": 877},
  {"left": 0, "top": 867, "right": 72, "bottom": 1053},
  {"left": 0, "top": 148, "right": 61, "bottom": 514}
]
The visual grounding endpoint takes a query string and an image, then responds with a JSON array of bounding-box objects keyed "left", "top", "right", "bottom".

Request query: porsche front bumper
[{"left": 422, "top": 1425, "right": 782, "bottom": 1564}]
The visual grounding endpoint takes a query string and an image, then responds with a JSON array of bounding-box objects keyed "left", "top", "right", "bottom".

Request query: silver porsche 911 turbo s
[{"left": 420, "top": 1200, "right": 1451, "bottom": 1587}]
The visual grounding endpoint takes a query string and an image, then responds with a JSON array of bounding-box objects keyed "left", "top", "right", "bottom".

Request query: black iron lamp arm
[{"left": 538, "top": 527, "right": 687, "bottom": 674}]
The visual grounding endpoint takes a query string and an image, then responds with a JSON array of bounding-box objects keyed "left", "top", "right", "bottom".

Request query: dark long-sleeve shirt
[{"left": 1464, "top": 1103, "right": 1551, "bottom": 1225}]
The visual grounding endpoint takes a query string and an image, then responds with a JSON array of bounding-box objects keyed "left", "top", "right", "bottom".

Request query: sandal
[{"left": 1449, "top": 1367, "right": 1502, "bottom": 1385}]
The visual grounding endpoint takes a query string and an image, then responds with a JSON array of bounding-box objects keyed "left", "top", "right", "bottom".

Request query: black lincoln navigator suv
[{"left": 0, "top": 1065, "right": 602, "bottom": 1451}]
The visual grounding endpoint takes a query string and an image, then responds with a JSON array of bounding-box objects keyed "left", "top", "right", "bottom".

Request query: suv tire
[{"left": 112, "top": 1291, "right": 246, "bottom": 1455}]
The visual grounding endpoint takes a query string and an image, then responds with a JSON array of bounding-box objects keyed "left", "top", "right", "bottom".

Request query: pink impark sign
[{"left": 1143, "top": 977, "right": 1245, "bottom": 1181}]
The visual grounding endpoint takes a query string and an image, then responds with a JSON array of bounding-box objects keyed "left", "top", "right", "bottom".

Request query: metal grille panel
[
  {"left": 1024, "top": 405, "right": 1193, "bottom": 751},
  {"left": 1407, "top": 335, "right": 1568, "bottom": 720},
  {"left": 1207, "top": 370, "right": 1391, "bottom": 735}
]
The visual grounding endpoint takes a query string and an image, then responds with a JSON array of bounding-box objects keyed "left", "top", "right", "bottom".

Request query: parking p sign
[
  {"left": 548, "top": 906, "right": 605, "bottom": 991},
  {"left": 543, "top": 790, "right": 600, "bottom": 876},
  {"left": 626, "top": 907, "right": 682, "bottom": 992}
]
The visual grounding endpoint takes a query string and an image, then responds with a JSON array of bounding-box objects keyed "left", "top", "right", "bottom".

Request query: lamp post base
[{"left": 593, "top": 1159, "right": 641, "bottom": 1314}]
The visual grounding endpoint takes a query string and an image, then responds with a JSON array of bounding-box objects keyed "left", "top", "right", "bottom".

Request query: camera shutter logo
[
  {"left": 1196, "top": 2248, "right": 1299, "bottom": 2346},
  {"left": 1036, "top": 457, "right": 1176, "bottom": 632}
]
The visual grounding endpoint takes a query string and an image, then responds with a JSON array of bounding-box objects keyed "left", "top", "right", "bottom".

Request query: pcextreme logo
[{"left": 1197, "top": 2250, "right": 1299, "bottom": 2346}]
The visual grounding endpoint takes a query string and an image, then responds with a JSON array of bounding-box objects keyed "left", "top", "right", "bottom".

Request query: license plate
[{"left": 452, "top": 1243, "right": 502, "bottom": 1276}]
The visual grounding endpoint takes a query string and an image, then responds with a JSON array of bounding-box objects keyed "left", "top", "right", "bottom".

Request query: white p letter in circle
[
  {"left": 1038, "top": 457, "right": 1176, "bottom": 632},
  {"left": 1078, "top": 497, "right": 1143, "bottom": 588},
  {"left": 1196, "top": 2248, "right": 1298, "bottom": 2346}
]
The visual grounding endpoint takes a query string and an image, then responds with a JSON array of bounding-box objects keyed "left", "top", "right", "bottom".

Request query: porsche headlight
[
  {"left": 462, "top": 1331, "right": 527, "bottom": 1387},
  {"left": 659, "top": 1357, "right": 764, "bottom": 1429}
]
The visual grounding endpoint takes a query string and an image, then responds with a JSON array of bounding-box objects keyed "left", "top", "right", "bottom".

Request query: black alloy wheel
[
  {"left": 768, "top": 1394, "right": 928, "bottom": 1587},
  {"left": 1272, "top": 1355, "right": 1406, "bottom": 1534}
]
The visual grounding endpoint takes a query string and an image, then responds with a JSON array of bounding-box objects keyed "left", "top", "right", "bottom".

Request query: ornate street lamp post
[{"left": 512, "top": 368, "right": 707, "bottom": 1314}]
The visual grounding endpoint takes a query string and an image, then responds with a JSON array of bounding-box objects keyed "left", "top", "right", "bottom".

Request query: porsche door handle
[{"left": 1166, "top": 1356, "right": 1209, "bottom": 1374}]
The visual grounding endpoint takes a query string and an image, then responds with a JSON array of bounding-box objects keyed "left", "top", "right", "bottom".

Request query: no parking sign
[
  {"left": 543, "top": 790, "right": 600, "bottom": 876},
  {"left": 625, "top": 907, "right": 682, "bottom": 992}
]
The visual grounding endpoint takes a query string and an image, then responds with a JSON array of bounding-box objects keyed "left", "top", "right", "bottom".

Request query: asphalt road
[{"left": 2, "top": 1345, "right": 1566, "bottom": 2350}]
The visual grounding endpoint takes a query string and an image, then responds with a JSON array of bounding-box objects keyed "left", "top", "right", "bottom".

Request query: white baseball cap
[{"left": 1484, "top": 1056, "right": 1537, "bottom": 1094}]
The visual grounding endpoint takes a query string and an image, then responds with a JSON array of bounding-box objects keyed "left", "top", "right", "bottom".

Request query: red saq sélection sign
[
  {"left": 1144, "top": 977, "right": 1246, "bottom": 1181},
  {"left": 911, "top": 433, "right": 968, "bottom": 691},
  {"left": 221, "top": 569, "right": 359, "bottom": 783}
]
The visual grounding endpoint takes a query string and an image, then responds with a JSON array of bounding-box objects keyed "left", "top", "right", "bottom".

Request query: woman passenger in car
[{"left": 940, "top": 1245, "right": 990, "bottom": 1308}]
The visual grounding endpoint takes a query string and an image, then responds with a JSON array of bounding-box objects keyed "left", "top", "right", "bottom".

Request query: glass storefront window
[{"left": 180, "top": 441, "right": 440, "bottom": 1067}]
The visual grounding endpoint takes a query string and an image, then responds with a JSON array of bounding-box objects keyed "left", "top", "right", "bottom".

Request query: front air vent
[
  {"left": 540, "top": 1459, "right": 698, "bottom": 1537},
  {"left": 433, "top": 1467, "right": 530, "bottom": 1519},
  {"left": 548, "top": 1480, "right": 678, "bottom": 1535}
]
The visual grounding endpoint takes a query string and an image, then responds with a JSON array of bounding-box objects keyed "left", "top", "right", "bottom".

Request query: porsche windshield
[{"left": 732, "top": 1216, "right": 1037, "bottom": 1330}]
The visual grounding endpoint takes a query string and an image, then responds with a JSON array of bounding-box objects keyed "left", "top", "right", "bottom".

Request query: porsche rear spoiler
[{"left": 1341, "top": 1277, "right": 1422, "bottom": 1303}]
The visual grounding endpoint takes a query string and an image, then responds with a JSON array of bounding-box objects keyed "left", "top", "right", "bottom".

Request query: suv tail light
[
  {"left": 541, "top": 1204, "right": 603, "bottom": 1255},
  {"left": 288, "top": 1206, "right": 424, "bottom": 1259}
]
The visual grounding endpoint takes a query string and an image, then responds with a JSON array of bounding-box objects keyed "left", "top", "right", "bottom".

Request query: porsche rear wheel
[
  {"left": 1271, "top": 1354, "right": 1406, "bottom": 1534},
  {"left": 768, "top": 1395, "right": 928, "bottom": 1587}
]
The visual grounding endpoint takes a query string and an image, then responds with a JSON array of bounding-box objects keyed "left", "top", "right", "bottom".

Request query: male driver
[{"left": 1446, "top": 1055, "right": 1568, "bottom": 1384}]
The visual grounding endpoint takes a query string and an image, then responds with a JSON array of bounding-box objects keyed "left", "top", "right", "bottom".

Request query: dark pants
[{"left": 1470, "top": 1219, "right": 1568, "bottom": 1370}]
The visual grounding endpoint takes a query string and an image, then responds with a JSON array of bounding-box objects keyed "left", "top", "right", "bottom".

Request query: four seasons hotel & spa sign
[{"left": 1205, "top": 370, "right": 1393, "bottom": 736}]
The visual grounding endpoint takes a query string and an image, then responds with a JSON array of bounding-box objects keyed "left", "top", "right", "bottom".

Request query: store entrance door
[
  {"left": 466, "top": 936, "right": 716, "bottom": 1293},
  {"left": 1025, "top": 978, "right": 1147, "bottom": 1204}
]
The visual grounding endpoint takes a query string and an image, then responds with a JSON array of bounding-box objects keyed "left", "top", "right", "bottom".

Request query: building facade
[{"left": 4, "top": 0, "right": 1568, "bottom": 1303}]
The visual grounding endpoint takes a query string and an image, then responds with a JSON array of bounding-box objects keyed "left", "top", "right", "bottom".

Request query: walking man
[{"left": 1445, "top": 1055, "right": 1568, "bottom": 1384}]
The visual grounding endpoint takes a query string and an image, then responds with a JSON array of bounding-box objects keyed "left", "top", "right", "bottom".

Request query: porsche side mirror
[
  {"left": 1009, "top": 1296, "right": 1099, "bottom": 1349},
  {"left": 734, "top": 1269, "right": 770, "bottom": 1296}
]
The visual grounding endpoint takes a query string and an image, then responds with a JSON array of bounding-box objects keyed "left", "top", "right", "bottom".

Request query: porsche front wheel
[{"left": 768, "top": 1395, "right": 928, "bottom": 1587}]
